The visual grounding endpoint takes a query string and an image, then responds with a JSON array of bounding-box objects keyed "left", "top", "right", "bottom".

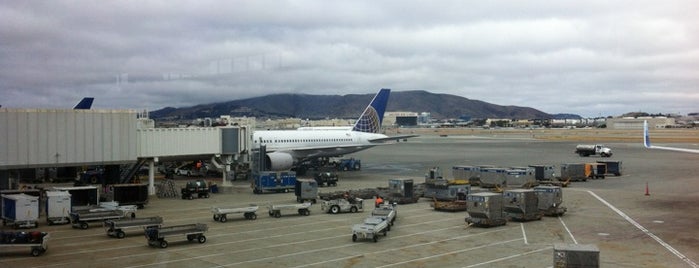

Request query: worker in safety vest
[{"left": 375, "top": 195, "right": 383, "bottom": 208}]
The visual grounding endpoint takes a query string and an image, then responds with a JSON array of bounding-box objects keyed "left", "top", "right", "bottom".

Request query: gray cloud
[{"left": 1, "top": 0, "right": 697, "bottom": 117}]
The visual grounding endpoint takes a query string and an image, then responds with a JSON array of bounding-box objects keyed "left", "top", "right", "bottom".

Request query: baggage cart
[
  {"left": 371, "top": 203, "right": 397, "bottom": 226},
  {"left": 321, "top": 197, "right": 363, "bottom": 214},
  {"left": 144, "top": 223, "right": 208, "bottom": 248},
  {"left": 351, "top": 216, "right": 389, "bottom": 243},
  {"left": 597, "top": 160, "right": 622, "bottom": 176},
  {"left": 267, "top": 202, "right": 311, "bottom": 218},
  {"left": 104, "top": 216, "right": 164, "bottom": 239},
  {"left": 432, "top": 199, "right": 468, "bottom": 212},
  {"left": 211, "top": 205, "right": 258, "bottom": 222},
  {"left": 0, "top": 231, "right": 50, "bottom": 256},
  {"left": 294, "top": 179, "right": 318, "bottom": 203},
  {"left": 70, "top": 210, "right": 124, "bottom": 229}
]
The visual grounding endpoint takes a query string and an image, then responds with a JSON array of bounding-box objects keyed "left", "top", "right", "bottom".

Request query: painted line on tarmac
[
  {"left": 520, "top": 223, "right": 528, "bottom": 245},
  {"left": 375, "top": 238, "right": 523, "bottom": 268},
  {"left": 464, "top": 246, "right": 553, "bottom": 268},
  {"left": 293, "top": 227, "right": 519, "bottom": 268},
  {"left": 558, "top": 216, "right": 577, "bottom": 244},
  {"left": 588, "top": 190, "right": 698, "bottom": 268}
]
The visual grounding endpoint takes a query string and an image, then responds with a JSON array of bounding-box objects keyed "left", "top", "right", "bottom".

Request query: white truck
[
  {"left": 351, "top": 216, "right": 389, "bottom": 243},
  {"left": 574, "top": 144, "right": 612, "bottom": 157}
]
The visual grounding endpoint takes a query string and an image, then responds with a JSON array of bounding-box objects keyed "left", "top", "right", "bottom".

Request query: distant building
[
  {"left": 606, "top": 117, "right": 675, "bottom": 129},
  {"left": 385, "top": 112, "right": 418, "bottom": 127}
]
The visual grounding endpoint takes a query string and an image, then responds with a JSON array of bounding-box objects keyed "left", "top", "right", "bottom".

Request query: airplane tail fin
[
  {"left": 352, "top": 88, "right": 390, "bottom": 133},
  {"left": 74, "top": 97, "right": 94, "bottom": 109},
  {"left": 643, "top": 120, "right": 651, "bottom": 148}
]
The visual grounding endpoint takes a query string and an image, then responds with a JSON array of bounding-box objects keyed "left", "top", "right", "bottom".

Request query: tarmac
[{"left": 2, "top": 130, "right": 699, "bottom": 267}]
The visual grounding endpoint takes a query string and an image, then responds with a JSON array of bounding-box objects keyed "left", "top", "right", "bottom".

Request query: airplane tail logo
[
  {"left": 74, "top": 97, "right": 94, "bottom": 109},
  {"left": 352, "top": 88, "right": 390, "bottom": 133},
  {"left": 643, "top": 120, "right": 651, "bottom": 148}
]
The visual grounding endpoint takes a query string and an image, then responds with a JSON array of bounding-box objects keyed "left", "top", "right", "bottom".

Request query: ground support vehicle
[
  {"left": 267, "top": 202, "right": 312, "bottom": 218},
  {"left": 465, "top": 192, "right": 507, "bottom": 227},
  {"left": 351, "top": 216, "right": 388, "bottom": 243},
  {"left": 575, "top": 144, "right": 612, "bottom": 157},
  {"left": 144, "top": 223, "right": 208, "bottom": 248},
  {"left": 313, "top": 172, "right": 338, "bottom": 187},
  {"left": 533, "top": 186, "right": 567, "bottom": 216},
  {"left": 371, "top": 203, "right": 397, "bottom": 226},
  {"left": 211, "top": 205, "right": 258, "bottom": 222},
  {"left": 181, "top": 180, "right": 210, "bottom": 200},
  {"left": 321, "top": 198, "right": 363, "bottom": 214},
  {"left": 503, "top": 189, "right": 542, "bottom": 221},
  {"left": 2, "top": 193, "right": 39, "bottom": 229},
  {"left": 109, "top": 184, "right": 149, "bottom": 208},
  {"left": 335, "top": 158, "right": 361, "bottom": 171},
  {"left": 104, "top": 216, "right": 163, "bottom": 239},
  {"left": 0, "top": 231, "right": 49, "bottom": 256},
  {"left": 252, "top": 171, "right": 296, "bottom": 194},
  {"left": 70, "top": 210, "right": 124, "bottom": 229}
]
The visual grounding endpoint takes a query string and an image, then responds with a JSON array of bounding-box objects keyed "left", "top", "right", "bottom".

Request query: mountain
[{"left": 150, "top": 90, "right": 555, "bottom": 121}]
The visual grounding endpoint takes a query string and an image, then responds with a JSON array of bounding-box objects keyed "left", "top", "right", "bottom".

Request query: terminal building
[{"left": 384, "top": 112, "right": 419, "bottom": 127}]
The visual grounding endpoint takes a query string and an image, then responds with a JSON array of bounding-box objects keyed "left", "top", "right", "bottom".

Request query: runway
[{"left": 2, "top": 133, "right": 698, "bottom": 267}]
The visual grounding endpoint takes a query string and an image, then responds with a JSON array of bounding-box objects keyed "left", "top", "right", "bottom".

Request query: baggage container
[
  {"left": 533, "top": 186, "right": 567, "bottom": 216},
  {"left": 528, "top": 165, "right": 556, "bottom": 181},
  {"left": 424, "top": 184, "right": 470, "bottom": 201},
  {"left": 465, "top": 192, "right": 506, "bottom": 227},
  {"left": 504, "top": 168, "right": 537, "bottom": 188},
  {"left": 503, "top": 189, "right": 542, "bottom": 221},
  {"left": 252, "top": 171, "right": 296, "bottom": 194},
  {"left": 111, "top": 184, "right": 149, "bottom": 208},
  {"left": 294, "top": 179, "right": 318, "bottom": 203},
  {"left": 584, "top": 163, "right": 606, "bottom": 179},
  {"left": 553, "top": 243, "right": 599, "bottom": 268},
  {"left": 559, "top": 163, "right": 587, "bottom": 182},
  {"left": 2, "top": 194, "right": 39, "bottom": 229},
  {"left": 45, "top": 191, "right": 71, "bottom": 225},
  {"left": 388, "top": 178, "right": 414, "bottom": 198},
  {"left": 479, "top": 168, "right": 506, "bottom": 188},
  {"left": 51, "top": 186, "right": 99, "bottom": 210},
  {"left": 597, "top": 160, "right": 622, "bottom": 176}
]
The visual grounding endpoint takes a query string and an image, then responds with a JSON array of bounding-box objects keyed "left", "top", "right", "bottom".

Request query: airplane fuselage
[{"left": 252, "top": 129, "right": 388, "bottom": 160}]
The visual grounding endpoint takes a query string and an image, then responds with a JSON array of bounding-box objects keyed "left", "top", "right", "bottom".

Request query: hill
[{"left": 150, "top": 90, "right": 555, "bottom": 121}]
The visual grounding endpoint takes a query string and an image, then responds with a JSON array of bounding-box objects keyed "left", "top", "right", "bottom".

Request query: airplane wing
[
  {"left": 643, "top": 120, "right": 699, "bottom": 154},
  {"left": 369, "top": 134, "right": 419, "bottom": 143}
]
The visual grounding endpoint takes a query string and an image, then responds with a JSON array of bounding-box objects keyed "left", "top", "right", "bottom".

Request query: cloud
[{"left": 1, "top": 0, "right": 698, "bottom": 117}]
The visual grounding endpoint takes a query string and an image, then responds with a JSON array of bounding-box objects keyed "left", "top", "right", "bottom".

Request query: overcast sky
[{"left": 1, "top": 1, "right": 697, "bottom": 118}]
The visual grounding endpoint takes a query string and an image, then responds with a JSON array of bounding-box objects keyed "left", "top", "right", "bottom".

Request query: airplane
[
  {"left": 252, "top": 88, "right": 418, "bottom": 172},
  {"left": 643, "top": 120, "right": 699, "bottom": 154},
  {"left": 74, "top": 97, "right": 94, "bottom": 109}
]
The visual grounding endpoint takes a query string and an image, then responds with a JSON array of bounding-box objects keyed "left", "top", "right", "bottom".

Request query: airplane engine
[{"left": 265, "top": 152, "right": 294, "bottom": 171}]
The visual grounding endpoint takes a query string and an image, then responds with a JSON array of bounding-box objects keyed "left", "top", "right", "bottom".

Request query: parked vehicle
[
  {"left": 144, "top": 223, "right": 208, "bottom": 248},
  {"left": 351, "top": 216, "right": 388, "bottom": 243},
  {"left": 0, "top": 231, "right": 49, "bottom": 256},
  {"left": 313, "top": 172, "right": 338, "bottom": 187},
  {"left": 321, "top": 197, "right": 363, "bottom": 214},
  {"left": 181, "top": 180, "right": 210, "bottom": 200},
  {"left": 575, "top": 144, "right": 612, "bottom": 157}
]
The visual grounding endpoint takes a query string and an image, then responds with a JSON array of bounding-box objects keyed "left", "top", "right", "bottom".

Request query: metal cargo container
[
  {"left": 52, "top": 186, "right": 99, "bottom": 210},
  {"left": 503, "top": 189, "right": 542, "bottom": 221},
  {"left": 388, "top": 179, "right": 414, "bottom": 198},
  {"left": 597, "top": 160, "right": 622, "bottom": 176},
  {"left": 45, "top": 191, "right": 72, "bottom": 225},
  {"left": 560, "top": 163, "right": 587, "bottom": 182},
  {"left": 294, "top": 179, "right": 318, "bottom": 203},
  {"left": 252, "top": 171, "right": 296, "bottom": 194},
  {"left": 479, "top": 168, "right": 506, "bottom": 188},
  {"left": 464, "top": 192, "right": 506, "bottom": 227},
  {"left": 0, "top": 109, "right": 137, "bottom": 169},
  {"left": 110, "top": 184, "right": 149, "bottom": 208},
  {"left": 584, "top": 163, "right": 606, "bottom": 179},
  {"left": 2, "top": 193, "right": 39, "bottom": 228},
  {"left": 533, "top": 186, "right": 567, "bottom": 216},
  {"left": 529, "top": 165, "right": 556, "bottom": 180},
  {"left": 504, "top": 168, "right": 537, "bottom": 188},
  {"left": 553, "top": 243, "right": 599, "bottom": 268},
  {"left": 425, "top": 184, "right": 470, "bottom": 201}
]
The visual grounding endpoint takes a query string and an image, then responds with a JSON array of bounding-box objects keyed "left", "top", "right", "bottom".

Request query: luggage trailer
[
  {"left": 70, "top": 210, "right": 124, "bottom": 229},
  {"left": 211, "top": 205, "right": 259, "bottom": 222},
  {"left": 144, "top": 223, "right": 208, "bottom": 249},
  {"left": 267, "top": 202, "right": 312, "bottom": 218},
  {"left": 0, "top": 231, "right": 50, "bottom": 257},
  {"left": 104, "top": 216, "right": 164, "bottom": 239}
]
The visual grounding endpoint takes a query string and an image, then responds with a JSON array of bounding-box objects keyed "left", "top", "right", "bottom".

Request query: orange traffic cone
[{"left": 645, "top": 182, "right": 650, "bottom": 196}]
